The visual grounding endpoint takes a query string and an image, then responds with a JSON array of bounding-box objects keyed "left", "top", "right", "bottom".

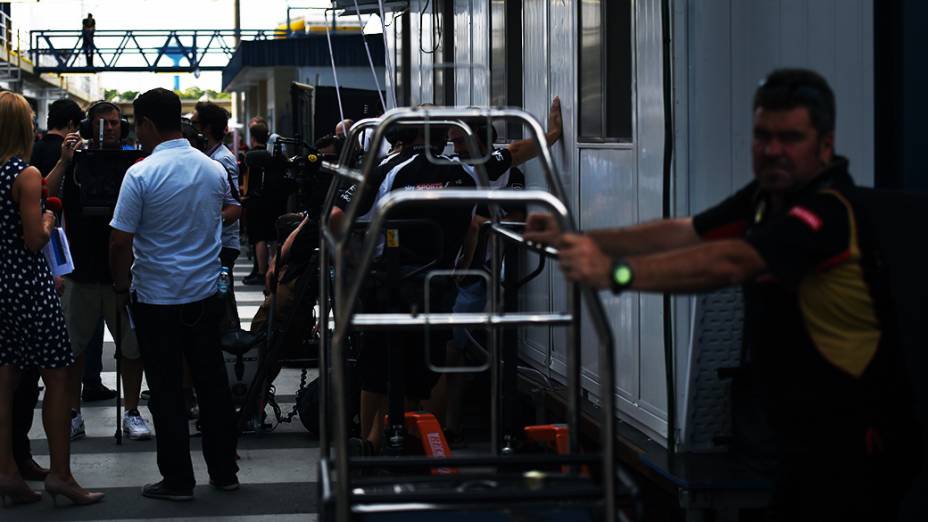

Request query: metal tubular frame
[
  {"left": 29, "top": 29, "right": 285, "bottom": 73},
  {"left": 316, "top": 108, "right": 617, "bottom": 522}
]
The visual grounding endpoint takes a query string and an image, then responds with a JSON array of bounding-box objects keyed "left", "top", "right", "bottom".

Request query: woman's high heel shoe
[
  {"left": 44, "top": 476, "right": 104, "bottom": 506},
  {"left": 0, "top": 477, "right": 42, "bottom": 507}
]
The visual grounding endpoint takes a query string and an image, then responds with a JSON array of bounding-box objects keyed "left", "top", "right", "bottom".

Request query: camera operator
[
  {"left": 242, "top": 118, "right": 287, "bottom": 286},
  {"left": 192, "top": 102, "right": 242, "bottom": 271},
  {"left": 110, "top": 88, "right": 240, "bottom": 500},
  {"left": 34, "top": 102, "right": 111, "bottom": 407},
  {"left": 43, "top": 100, "right": 152, "bottom": 441},
  {"left": 254, "top": 134, "right": 344, "bottom": 349}
]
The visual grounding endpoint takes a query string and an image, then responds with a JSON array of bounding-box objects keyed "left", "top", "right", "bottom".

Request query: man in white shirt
[
  {"left": 109, "top": 88, "right": 240, "bottom": 501},
  {"left": 192, "top": 101, "right": 242, "bottom": 270}
]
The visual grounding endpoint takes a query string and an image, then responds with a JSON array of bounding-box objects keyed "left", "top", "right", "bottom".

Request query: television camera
[{"left": 268, "top": 134, "right": 331, "bottom": 216}]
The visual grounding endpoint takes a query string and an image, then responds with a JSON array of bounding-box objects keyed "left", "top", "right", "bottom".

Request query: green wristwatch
[{"left": 610, "top": 259, "right": 634, "bottom": 295}]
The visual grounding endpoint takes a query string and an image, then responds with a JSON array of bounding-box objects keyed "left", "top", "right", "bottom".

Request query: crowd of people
[
  {"left": 0, "top": 88, "right": 246, "bottom": 505},
  {"left": 0, "top": 67, "right": 921, "bottom": 520}
]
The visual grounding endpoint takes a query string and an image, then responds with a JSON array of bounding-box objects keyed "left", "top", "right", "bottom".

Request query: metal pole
[
  {"left": 233, "top": 0, "right": 241, "bottom": 46},
  {"left": 567, "top": 284, "right": 581, "bottom": 460},
  {"left": 489, "top": 229, "right": 501, "bottom": 454},
  {"left": 318, "top": 237, "right": 330, "bottom": 459},
  {"left": 286, "top": 7, "right": 292, "bottom": 39}
]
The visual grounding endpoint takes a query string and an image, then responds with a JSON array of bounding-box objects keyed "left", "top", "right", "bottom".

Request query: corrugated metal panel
[
  {"left": 470, "top": 0, "right": 490, "bottom": 106},
  {"left": 521, "top": 0, "right": 552, "bottom": 362},
  {"left": 454, "top": 0, "right": 472, "bottom": 105},
  {"left": 634, "top": 0, "right": 668, "bottom": 429},
  {"left": 577, "top": 147, "right": 640, "bottom": 402},
  {"left": 546, "top": 0, "right": 571, "bottom": 387}
]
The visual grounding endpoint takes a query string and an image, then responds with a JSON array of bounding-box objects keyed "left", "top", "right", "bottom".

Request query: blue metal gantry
[{"left": 29, "top": 29, "right": 287, "bottom": 73}]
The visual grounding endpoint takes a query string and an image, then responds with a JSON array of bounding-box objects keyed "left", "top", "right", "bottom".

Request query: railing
[
  {"left": 29, "top": 28, "right": 287, "bottom": 73},
  {"left": 0, "top": 10, "right": 20, "bottom": 82}
]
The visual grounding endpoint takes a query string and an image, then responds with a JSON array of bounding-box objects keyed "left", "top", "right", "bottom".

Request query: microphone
[
  {"left": 46, "top": 196, "right": 63, "bottom": 216},
  {"left": 46, "top": 196, "right": 63, "bottom": 227}
]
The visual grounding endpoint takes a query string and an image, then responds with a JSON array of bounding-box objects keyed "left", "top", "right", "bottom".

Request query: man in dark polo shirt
[
  {"left": 32, "top": 99, "right": 83, "bottom": 175},
  {"left": 525, "top": 69, "right": 921, "bottom": 521}
]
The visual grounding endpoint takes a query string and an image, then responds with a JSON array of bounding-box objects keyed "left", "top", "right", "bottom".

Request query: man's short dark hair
[
  {"left": 88, "top": 100, "right": 120, "bottom": 120},
  {"left": 754, "top": 68, "right": 836, "bottom": 136},
  {"left": 250, "top": 120, "right": 269, "bottom": 144},
  {"left": 134, "top": 88, "right": 181, "bottom": 133},
  {"left": 195, "top": 101, "right": 230, "bottom": 141},
  {"left": 47, "top": 99, "right": 84, "bottom": 130}
]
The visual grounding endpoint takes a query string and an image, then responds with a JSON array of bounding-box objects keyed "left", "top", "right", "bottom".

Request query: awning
[{"left": 222, "top": 34, "right": 385, "bottom": 91}]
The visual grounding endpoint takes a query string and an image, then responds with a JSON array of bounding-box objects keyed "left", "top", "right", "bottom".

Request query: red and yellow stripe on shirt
[{"left": 797, "top": 190, "right": 880, "bottom": 378}]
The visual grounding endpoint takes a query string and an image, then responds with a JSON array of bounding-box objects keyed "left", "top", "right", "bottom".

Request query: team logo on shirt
[{"left": 410, "top": 181, "right": 451, "bottom": 190}]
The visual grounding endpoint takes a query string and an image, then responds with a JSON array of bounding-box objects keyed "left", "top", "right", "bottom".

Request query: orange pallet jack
[
  {"left": 385, "top": 412, "right": 458, "bottom": 475},
  {"left": 524, "top": 424, "right": 589, "bottom": 475}
]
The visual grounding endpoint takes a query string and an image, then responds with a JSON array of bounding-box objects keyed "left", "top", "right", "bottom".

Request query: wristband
[{"left": 610, "top": 259, "right": 634, "bottom": 295}]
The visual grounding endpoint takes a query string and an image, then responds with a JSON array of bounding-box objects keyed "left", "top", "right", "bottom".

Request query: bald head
[{"left": 334, "top": 119, "right": 354, "bottom": 137}]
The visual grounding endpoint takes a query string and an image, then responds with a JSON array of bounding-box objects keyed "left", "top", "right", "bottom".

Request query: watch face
[{"left": 614, "top": 265, "right": 632, "bottom": 285}]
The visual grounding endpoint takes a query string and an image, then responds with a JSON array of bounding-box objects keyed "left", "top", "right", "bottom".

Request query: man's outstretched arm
[
  {"left": 524, "top": 213, "right": 702, "bottom": 259},
  {"left": 556, "top": 234, "right": 765, "bottom": 293},
  {"left": 506, "top": 97, "right": 563, "bottom": 166}
]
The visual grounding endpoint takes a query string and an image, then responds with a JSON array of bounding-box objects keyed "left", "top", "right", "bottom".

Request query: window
[
  {"left": 432, "top": 0, "right": 455, "bottom": 106},
  {"left": 490, "top": 0, "right": 523, "bottom": 139},
  {"left": 578, "top": 0, "right": 632, "bottom": 142}
]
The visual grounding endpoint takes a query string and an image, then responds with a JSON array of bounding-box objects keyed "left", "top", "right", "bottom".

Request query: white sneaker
[
  {"left": 70, "top": 412, "right": 85, "bottom": 441},
  {"left": 123, "top": 410, "right": 153, "bottom": 440}
]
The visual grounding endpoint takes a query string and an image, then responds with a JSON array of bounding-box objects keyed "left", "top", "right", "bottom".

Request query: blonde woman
[{"left": 0, "top": 92, "right": 102, "bottom": 506}]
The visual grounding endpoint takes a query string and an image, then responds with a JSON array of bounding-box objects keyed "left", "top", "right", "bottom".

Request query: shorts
[
  {"left": 451, "top": 278, "right": 488, "bottom": 351},
  {"left": 357, "top": 277, "right": 457, "bottom": 400},
  {"left": 359, "top": 330, "right": 449, "bottom": 400},
  {"left": 61, "top": 279, "right": 140, "bottom": 359},
  {"left": 246, "top": 198, "right": 286, "bottom": 243}
]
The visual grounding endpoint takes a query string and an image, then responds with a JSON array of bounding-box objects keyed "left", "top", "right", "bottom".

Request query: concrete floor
[{"left": 11, "top": 263, "right": 321, "bottom": 522}]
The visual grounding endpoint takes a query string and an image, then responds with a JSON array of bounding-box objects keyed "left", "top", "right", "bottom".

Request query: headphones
[
  {"left": 79, "top": 101, "right": 130, "bottom": 141},
  {"left": 181, "top": 118, "right": 208, "bottom": 152}
]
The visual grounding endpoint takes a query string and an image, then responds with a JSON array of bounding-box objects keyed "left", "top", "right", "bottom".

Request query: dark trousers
[
  {"left": 82, "top": 31, "right": 94, "bottom": 65},
  {"left": 82, "top": 319, "right": 105, "bottom": 387},
  {"left": 132, "top": 295, "right": 239, "bottom": 489},
  {"left": 11, "top": 368, "right": 41, "bottom": 467}
]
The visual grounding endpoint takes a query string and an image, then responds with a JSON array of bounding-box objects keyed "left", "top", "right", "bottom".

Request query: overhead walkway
[{"left": 30, "top": 29, "right": 286, "bottom": 74}]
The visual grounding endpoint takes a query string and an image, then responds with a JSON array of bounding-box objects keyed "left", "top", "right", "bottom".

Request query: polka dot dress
[{"left": 0, "top": 157, "right": 74, "bottom": 369}]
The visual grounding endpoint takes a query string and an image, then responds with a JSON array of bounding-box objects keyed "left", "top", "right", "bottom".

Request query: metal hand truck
[{"left": 315, "top": 108, "right": 633, "bottom": 522}]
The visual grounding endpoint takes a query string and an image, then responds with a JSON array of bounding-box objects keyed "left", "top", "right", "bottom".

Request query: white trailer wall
[{"left": 385, "top": 0, "right": 875, "bottom": 447}]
